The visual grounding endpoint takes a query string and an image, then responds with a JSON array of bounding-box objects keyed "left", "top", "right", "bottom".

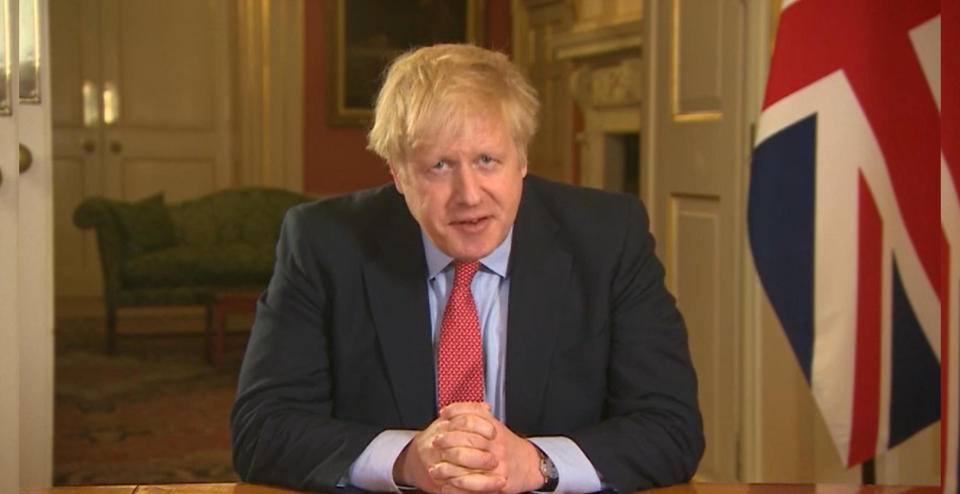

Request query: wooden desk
[
  {"left": 21, "top": 483, "right": 298, "bottom": 494},
  {"left": 21, "top": 483, "right": 940, "bottom": 494},
  {"left": 653, "top": 485, "right": 937, "bottom": 494}
]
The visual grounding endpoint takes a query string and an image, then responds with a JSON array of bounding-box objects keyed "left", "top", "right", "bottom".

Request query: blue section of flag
[
  {"left": 748, "top": 115, "right": 818, "bottom": 382},
  {"left": 888, "top": 258, "right": 941, "bottom": 447}
]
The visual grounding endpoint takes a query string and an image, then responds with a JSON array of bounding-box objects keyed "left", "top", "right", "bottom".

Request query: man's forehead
[{"left": 412, "top": 118, "right": 510, "bottom": 152}]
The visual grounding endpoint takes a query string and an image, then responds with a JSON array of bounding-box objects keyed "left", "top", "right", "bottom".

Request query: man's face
[{"left": 391, "top": 115, "right": 527, "bottom": 261}]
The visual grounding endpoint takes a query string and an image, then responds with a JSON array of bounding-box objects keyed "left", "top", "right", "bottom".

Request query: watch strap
[{"left": 535, "top": 445, "right": 559, "bottom": 492}]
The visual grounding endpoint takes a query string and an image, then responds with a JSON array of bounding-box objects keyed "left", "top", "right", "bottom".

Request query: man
[{"left": 231, "top": 44, "right": 703, "bottom": 494}]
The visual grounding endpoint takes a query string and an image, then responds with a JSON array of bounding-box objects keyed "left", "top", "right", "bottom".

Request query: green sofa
[{"left": 73, "top": 187, "right": 313, "bottom": 354}]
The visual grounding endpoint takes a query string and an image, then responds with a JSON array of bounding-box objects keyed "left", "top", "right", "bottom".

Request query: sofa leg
[
  {"left": 105, "top": 306, "right": 117, "bottom": 355},
  {"left": 205, "top": 303, "right": 214, "bottom": 364},
  {"left": 214, "top": 303, "right": 227, "bottom": 368}
]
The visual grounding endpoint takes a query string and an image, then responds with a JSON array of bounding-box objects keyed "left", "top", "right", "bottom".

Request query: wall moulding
[
  {"left": 551, "top": 18, "right": 643, "bottom": 193},
  {"left": 552, "top": 19, "right": 642, "bottom": 61}
]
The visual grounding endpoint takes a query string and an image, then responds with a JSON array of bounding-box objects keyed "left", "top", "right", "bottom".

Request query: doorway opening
[{"left": 603, "top": 132, "right": 640, "bottom": 197}]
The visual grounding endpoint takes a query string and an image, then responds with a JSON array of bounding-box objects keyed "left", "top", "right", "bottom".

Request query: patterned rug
[{"left": 54, "top": 315, "right": 247, "bottom": 486}]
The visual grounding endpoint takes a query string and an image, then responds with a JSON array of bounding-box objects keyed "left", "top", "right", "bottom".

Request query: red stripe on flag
[
  {"left": 849, "top": 173, "right": 883, "bottom": 466},
  {"left": 765, "top": 0, "right": 941, "bottom": 297}
]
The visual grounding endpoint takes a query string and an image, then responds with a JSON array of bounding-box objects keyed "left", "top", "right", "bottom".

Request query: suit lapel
[
  {"left": 362, "top": 192, "right": 437, "bottom": 428},
  {"left": 505, "top": 182, "right": 572, "bottom": 432}
]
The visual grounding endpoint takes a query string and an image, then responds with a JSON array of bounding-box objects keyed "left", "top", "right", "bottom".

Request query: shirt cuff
[
  {"left": 529, "top": 436, "right": 604, "bottom": 494},
  {"left": 346, "top": 429, "right": 418, "bottom": 492}
]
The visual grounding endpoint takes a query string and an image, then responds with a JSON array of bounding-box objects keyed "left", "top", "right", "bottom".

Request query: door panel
[
  {"left": 671, "top": 195, "right": 724, "bottom": 471},
  {"left": 121, "top": 158, "right": 216, "bottom": 202},
  {"left": 642, "top": 0, "right": 745, "bottom": 482},
  {"left": 109, "top": 0, "right": 216, "bottom": 128},
  {"left": 674, "top": 1, "right": 724, "bottom": 116}
]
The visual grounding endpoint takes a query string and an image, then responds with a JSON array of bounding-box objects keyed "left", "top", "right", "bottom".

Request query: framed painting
[{"left": 327, "top": 0, "right": 484, "bottom": 126}]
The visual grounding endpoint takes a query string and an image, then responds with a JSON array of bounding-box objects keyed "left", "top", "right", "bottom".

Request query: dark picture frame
[{"left": 326, "top": 0, "right": 485, "bottom": 126}]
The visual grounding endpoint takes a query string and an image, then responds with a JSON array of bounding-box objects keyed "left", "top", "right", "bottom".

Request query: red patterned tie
[{"left": 436, "top": 261, "right": 484, "bottom": 410}]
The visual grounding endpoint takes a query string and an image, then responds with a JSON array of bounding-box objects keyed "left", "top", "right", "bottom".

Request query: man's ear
[{"left": 389, "top": 163, "right": 405, "bottom": 195}]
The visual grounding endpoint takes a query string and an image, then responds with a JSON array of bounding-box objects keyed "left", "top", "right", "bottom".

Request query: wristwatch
[{"left": 536, "top": 447, "right": 559, "bottom": 492}]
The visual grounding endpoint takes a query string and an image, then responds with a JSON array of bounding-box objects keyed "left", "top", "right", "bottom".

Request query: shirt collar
[{"left": 423, "top": 228, "right": 513, "bottom": 280}]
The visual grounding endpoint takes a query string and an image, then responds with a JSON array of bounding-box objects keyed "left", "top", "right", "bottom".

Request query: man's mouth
[{"left": 451, "top": 216, "right": 491, "bottom": 232}]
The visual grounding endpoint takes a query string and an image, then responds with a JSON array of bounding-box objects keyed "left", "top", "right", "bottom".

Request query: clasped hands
[{"left": 393, "top": 402, "right": 545, "bottom": 494}]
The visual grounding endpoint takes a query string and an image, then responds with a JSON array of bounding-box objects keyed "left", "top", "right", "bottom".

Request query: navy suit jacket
[{"left": 230, "top": 176, "right": 704, "bottom": 493}]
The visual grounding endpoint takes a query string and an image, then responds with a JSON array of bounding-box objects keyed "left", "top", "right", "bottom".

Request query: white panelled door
[
  {"left": 641, "top": 0, "right": 747, "bottom": 482},
  {"left": 0, "top": 0, "right": 54, "bottom": 489}
]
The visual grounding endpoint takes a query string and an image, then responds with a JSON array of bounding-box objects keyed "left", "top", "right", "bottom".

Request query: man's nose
[{"left": 453, "top": 165, "right": 482, "bottom": 205}]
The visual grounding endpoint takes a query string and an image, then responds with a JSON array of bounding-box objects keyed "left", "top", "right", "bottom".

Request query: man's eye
[
  {"left": 479, "top": 154, "right": 494, "bottom": 165},
  {"left": 431, "top": 161, "right": 447, "bottom": 170}
]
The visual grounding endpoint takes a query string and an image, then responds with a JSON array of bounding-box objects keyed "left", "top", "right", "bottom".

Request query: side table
[{"left": 208, "top": 291, "right": 260, "bottom": 367}]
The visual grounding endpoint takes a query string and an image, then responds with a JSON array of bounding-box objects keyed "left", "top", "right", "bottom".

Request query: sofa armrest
[
  {"left": 73, "top": 197, "right": 128, "bottom": 305},
  {"left": 74, "top": 197, "right": 129, "bottom": 258},
  {"left": 73, "top": 197, "right": 114, "bottom": 229}
]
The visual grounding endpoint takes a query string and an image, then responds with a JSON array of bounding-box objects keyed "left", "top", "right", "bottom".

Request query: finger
[
  {"left": 427, "top": 461, "right": 477, "bottom": 481},
  {"left": 433, "top": 430, "right": 491, "bottom": 450},
  {"left": 424, "top": 417, "right": 452, "bottom": 435},
  {"left": 442, "top": 473, "right": 507, "bottom": 494},
  {"left": 439, "top": 401, "right": 492, "bottom": 418},
  {"left": 445, "top": 413, "right": 497, "bottom": 439},
  {"left": 440, "top": 446, "right": 499, "bottom": 471}
]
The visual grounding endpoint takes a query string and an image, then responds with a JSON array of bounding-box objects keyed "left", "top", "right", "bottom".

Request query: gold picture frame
[{"left": 326, "top": 0, "right": 484, "bottom": 127}]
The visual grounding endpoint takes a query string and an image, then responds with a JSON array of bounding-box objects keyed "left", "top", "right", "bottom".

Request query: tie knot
[{"left": 453, "top": 261, "right": 480, "bottom": 288}]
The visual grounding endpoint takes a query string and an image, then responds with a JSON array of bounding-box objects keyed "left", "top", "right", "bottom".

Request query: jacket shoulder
[
  {"left": 279, "top": 183, "right": 411, "bottom": 258},
  {"left": 522, "top": 175, "right": 650, "bottom": 234}
]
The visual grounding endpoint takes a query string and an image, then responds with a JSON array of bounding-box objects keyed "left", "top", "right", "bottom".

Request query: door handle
[
  {"left": 81, "top": 139, "right": 96, "bottom": 153},
  {"left": 19, "top": 143, "right": 32, "bottom": 173},
  {"left": 110, "top": 141, "right": 122, "bottom": 154}
]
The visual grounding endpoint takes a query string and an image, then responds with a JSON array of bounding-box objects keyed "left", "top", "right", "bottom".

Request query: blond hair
[{"left": 367, "top": 44, "right": 539, "bottom": 164}]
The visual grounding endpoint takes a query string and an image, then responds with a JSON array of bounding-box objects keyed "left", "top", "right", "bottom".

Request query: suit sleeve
[
  {"left": 230, "top": 207, "right": 383, "bottom": 492},
  {"left": 569, "top": 199, "right": 705, "bottom": 493}
]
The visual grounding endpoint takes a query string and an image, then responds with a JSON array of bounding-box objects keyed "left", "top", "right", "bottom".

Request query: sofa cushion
[
  {"left": 112, "top": 193, "right": 178, "bottom": 255},
  {"left": 171, "top": 188, "right": 308, "bottom": 246},
  {"left": 119, "top": 243, "right": 276, "bottom": 289}
]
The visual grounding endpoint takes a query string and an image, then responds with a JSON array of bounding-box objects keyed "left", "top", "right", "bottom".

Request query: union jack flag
[{"left": 747, "top": 0, "right": 945, "bottom": 471}]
